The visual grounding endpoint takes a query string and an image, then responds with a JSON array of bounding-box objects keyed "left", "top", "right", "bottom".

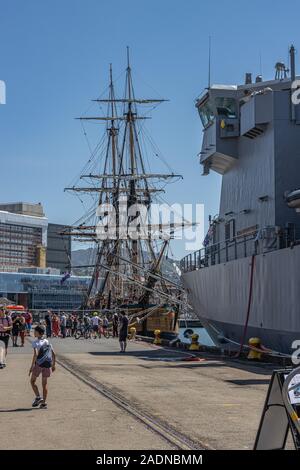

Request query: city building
[
  {"left": 0, "top": 271, "right": 90, "bottom": 310},
  {"left": 0, "top": 202, "right": 45, "bottom": 217},
  {"left": 0, "top": 202, "right": 88, "bottom": 310},
  {"left": 0, "top": 202, "right": 71, "bottom": 273},
  {"left": 46, "top": 223, "right": 71, "bottom": 273},
  {"left": 0, "top": 206, "right": 48, "bottom": 271}
]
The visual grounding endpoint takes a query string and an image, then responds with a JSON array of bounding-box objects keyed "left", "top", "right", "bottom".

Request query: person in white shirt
[
  {"left": 91, "top": 313, "right": 100, "bottom": 338},
  {"left": 29, "top": 325, "right": 56, "bottom": 409},
  {"left": 60, "top": 313, "right": 67, "bottom": 338}
]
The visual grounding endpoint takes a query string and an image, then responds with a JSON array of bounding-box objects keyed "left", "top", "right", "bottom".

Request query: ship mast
[{"left": 64, "top": 51, "right": 183, "bottom": 309}]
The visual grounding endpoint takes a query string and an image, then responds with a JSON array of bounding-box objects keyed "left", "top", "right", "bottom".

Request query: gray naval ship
[{"left": 181, "top": 45, "right": 300, "bottom": 355}]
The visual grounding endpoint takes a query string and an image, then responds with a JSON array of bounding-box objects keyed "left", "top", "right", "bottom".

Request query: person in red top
[
  {"left": 25, "top": 311, "right": 33, "bottom": 336},
  {"left": 0, "top": 308, "right": 12, "bottom": 368},
  {"left": 51, "top": 314, "right": 60, "bottom": 337}
]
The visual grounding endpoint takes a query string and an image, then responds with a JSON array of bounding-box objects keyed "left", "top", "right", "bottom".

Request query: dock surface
[{"left": 0, "top": 336, "right": 277, "bottom": 450}]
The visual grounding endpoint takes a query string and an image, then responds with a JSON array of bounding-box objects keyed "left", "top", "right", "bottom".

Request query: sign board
[{"left": 254, "top": 369, "right": 300, "bottom": 450}]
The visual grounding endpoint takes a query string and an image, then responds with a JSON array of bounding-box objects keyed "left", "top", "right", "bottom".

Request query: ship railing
[{"left": 180, "top": 226, "right": 300, "bottom": 273}]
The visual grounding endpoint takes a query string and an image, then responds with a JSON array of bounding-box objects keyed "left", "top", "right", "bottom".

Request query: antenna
[
  {"left": 259, "top": 51, "right": 262, "bottom": 76},
  {"left": 290, "top": 44, "right": 296, "bottom": 81},
  {"left": 208, "top": 36, "right": 211, "bottom": 88}
]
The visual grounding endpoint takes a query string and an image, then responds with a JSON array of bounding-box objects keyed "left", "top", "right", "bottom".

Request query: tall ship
[
  {"left": 63, "top": 50, "right": 187, "bottom": 338},
  {"left": 181, "top": 45, "right": 300, "bottom": 355}
]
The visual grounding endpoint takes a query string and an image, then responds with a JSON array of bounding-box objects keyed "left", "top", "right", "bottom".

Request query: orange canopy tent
[{"left": 6, "top": 305, "right": 25, "bottom": 311}]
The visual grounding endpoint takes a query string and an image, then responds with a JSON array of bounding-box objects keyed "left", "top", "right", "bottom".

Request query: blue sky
[{"left": 0, "top": 0, "right": 299, "bottom": 257}]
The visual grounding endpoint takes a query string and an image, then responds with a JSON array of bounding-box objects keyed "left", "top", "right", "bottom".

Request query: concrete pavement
[
  {"left": 0, "top": 334, "right": 287, "bottom": 450},
  {"left": 0, "top": 339, "right": 172, "bottom": 450}
]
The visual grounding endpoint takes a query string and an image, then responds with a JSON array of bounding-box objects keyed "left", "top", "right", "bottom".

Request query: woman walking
[
  {"left": 66, "top": 314, "right": 72, "bottom": 337},
  {"left": 0, "top": 308, "right": 12, "bottom": 368},
  {"left": 112, "top": 313, "right": 118, "bottom": 338},
  {"left": 12, "top": 314, "right": 22, "bottom": 347},
  {"left": 119, "top": 311, "right": 129, "bottom": 353},
  {"left": 51, "top": 314, "right": 60, "bottom": 337},
  {"left": 45, "top": 312, "right": 52, "bottom": 338},
  {"left": 72, "top": 314, "right": 78, "bottom": 337},
  {"left": 19, "top": 315, "right": 26, "bottom": 347}
]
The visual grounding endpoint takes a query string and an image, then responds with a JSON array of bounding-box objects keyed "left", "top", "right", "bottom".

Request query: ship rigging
[{"left": 62, "top": 49, "right": 189, "bottom": 334}]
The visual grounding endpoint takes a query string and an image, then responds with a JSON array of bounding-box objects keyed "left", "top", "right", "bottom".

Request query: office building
[{"left": 0, "top": 202, "right": 71, "bottom": 273}]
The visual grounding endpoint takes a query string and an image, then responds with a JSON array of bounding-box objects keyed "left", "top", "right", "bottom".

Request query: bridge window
[
  {"left": 225, "top": 219, "right": 236, "bottom": 241},
  {"left": 198, "top": 100, "right": 215, "bottom": 127},
  {"left": 215, "top": 97, "right": 237, "bottom": 118}
]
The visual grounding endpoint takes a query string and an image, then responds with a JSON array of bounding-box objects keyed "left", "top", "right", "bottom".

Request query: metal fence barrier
[{"left": 180, "top": 226, "right": 300, "bottom": 273}]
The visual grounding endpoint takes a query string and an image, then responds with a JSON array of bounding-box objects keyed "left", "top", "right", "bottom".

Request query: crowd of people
[
  {"left": 0, "top": 308, "right": 34, "bottom": 368},
  {"left": 42, "top": 311, "right": 122, "bottom": 340},
  {"left": 0, "top": 306, "right": 129, "bottom": 408},
  {"left": 0, "top": 308, "right": 33, "bottom": 354},
  {"left": 0, "top": 307, "right": 129, "bottom": 368}
]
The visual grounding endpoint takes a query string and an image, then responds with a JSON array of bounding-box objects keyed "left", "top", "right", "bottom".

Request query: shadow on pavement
[
  {"left": 0, "top": 408, "right": 35, "bottom": 413},
  {"left": 88, "top": 350, "right": 224, "bottom": 366},
  {"left": 225, "top": 379, "right": 270, "bottom": 386},
  {"left": 87, "top": 350, "right": 273, "bottom": 376},
  {"left": 88, "top": 349, "right": 196, "bottom": 359}
]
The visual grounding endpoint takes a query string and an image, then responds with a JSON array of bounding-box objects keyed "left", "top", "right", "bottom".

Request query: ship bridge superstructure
[
  {"left": 196, "top": 76, "right": 298, "bottom": 176},
  {"left": 190, "top": 45, "right": 300, "bottom": 261}
]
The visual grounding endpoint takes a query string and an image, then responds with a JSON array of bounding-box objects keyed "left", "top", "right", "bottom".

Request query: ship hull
[
  {"left": 122, "top": 305, "right": 179, "bottom": 340},
  {"left": 182, "top": 244, "right": 300, "bottom": 355},
  {"left": 198, "top": 318, "right": 299, "bottom": 355}
]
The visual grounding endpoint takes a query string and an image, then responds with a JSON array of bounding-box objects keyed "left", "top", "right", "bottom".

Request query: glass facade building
[
  {"left": 0, "top": 208, "right": 48, "bottom": 272},
  {"left": 0, "top": 222, "right": 43, "bottom": 267},
  {"left": 0, "top": 272, "right": 90, "bottom": 310}
]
